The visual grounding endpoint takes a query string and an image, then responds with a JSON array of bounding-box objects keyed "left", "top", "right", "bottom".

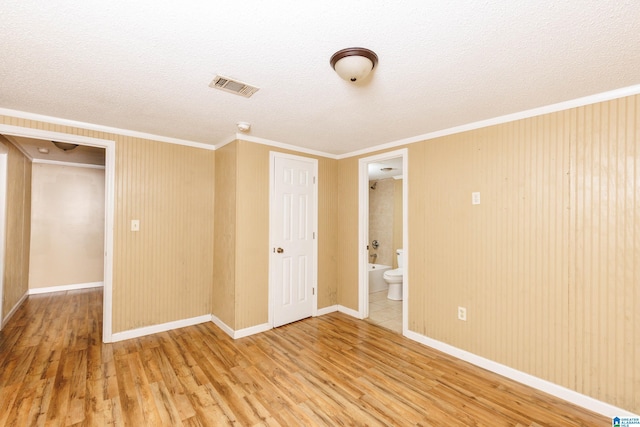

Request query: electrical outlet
[{"left": 457, "top": 306, "right": 467, "bottom": 321}]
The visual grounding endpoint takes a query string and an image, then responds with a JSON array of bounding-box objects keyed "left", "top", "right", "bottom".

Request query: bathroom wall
[
  {"left": 29, "top": 163, "right": 105, "bottom": 289},
  {"left": 369, "top": 178, "right": 395, "bottom": 266},
  {"left": 369, "top": 177, "right": 404, "bottom": 268},
  {"left": 1, "top": 135, "right": 31, "bottom": 322},
  {"left": 392, "top": 179, "right": 403, "bottom": 269}
]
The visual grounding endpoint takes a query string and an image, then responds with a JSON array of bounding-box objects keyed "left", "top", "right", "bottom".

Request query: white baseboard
[
  {"left": 2, "top": 291, "right": 28, "bottom": 327},
  {"left": 111, "top": 314, "right": 211, "bottom": 342},
  {"left": 404, "top": 330, "right": 638, "bottom": 419},
  {"left": 210, "top": 314, "right": 235, "bottom": 338},
  {"left": 212, "top": 306, "right": 343, "bottom": 339},
  {"left": 316, "top": 304, "right": 338, "bottom": 316},
  {"left": 210, "top": 314, "right": 272, "bottom": 339},
  {"left": 337, "top": 304, "right": 362, "bottom": 319},
  {"left": 29, "top": 281, "right": 103, "bottom": 295},
  {"left": 234, "top": 322, "right": 271, "bottom": 339}
]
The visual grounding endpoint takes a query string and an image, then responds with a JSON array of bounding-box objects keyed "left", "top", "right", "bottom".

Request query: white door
[{"left": 270, "top": 153, "right": 317, "bottom": 327}]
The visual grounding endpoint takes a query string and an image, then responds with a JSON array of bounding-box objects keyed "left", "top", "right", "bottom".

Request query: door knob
[{"left": 276, "top": 247, "right": 284, "bottom": 253}]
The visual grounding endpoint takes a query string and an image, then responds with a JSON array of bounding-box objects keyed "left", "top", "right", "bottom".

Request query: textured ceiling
[{"left": 1, "top": 1, "right": 640, "bottom": 156}]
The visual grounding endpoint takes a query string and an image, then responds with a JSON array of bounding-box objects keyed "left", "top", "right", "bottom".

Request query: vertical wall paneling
[
  {"left": 402, "top": 97, "right": 637, "bottom": 412},
  {"left": 213, "top": 142, "right": 237, "bottom": 328},
  {"left": 337, "top": 94, "right": 639, "bottom": 412},
  {"left": 113, "top": 137, "right": 214, "bottom": 332},
  {"left": 235, "top": 141, "right": 270, "bottom": 329},
  {"left": 1, "top": 136, "right": 31, "bottom": 319},
  {"left": 317, "top": 156, "right": 338, "bottom": 308},
  {"left": 337, "top": 157, "right": 359, "bottom": 310}
]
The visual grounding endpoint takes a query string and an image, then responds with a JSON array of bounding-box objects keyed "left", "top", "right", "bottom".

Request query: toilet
[{"left": 383, "top": 249, "right": 403, "bottom": 300}]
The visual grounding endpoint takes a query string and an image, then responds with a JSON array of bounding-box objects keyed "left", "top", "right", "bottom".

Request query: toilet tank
[{"left": 396, "top": 249, "right": 404, "bottom": 268}]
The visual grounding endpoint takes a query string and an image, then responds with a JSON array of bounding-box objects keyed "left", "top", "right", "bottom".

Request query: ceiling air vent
[{"left": 209, "top": 75, "right": 259, "bottom": 98}]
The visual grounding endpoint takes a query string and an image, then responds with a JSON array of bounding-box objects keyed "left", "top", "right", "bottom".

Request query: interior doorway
[
  {"left": 358, "top": 148, "right": 408, "bottom": 334},
  {"left": 0, "top": 124, "right": 115, "bottom": 342}
]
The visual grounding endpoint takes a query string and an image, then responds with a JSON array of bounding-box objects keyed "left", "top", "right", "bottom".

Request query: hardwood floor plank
[
  {"left": 149, "top": 381, "right": 185, "bottom": 427},
  {"left": 114, "top": 352, "right": 147, "bottom": 426},
  {"left": 0, "top": 289, "right": 612, "bottom": 426}
]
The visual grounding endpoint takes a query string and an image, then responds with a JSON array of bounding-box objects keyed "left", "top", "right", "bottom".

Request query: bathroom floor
[{"left": 367, "top": 290, "right": 402, "bottom": 333}]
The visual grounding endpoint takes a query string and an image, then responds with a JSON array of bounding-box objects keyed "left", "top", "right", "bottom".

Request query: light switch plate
[
  {"left": 472, "top": 192, "right": 481, "bottom": 205},
  {"left": 131, "top": 219, "right": 140, "bottom": 231}
]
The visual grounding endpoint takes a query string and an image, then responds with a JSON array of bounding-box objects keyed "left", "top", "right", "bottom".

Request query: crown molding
[
  {"left": 233, "top": 134, "right": 337, "bottom": 159},
  {"left": 0, "top": 108, "right": 215, "bottom": 151},
  {"left": 4, "top": 83, "right": 640, "bottom": 160},
  {"left": 337, "top": 83, "right": 640, "bottom": 159}
]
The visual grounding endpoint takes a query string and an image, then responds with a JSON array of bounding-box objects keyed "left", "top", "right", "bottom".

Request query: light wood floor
[{"left": 0, "top": 289, "right": 608, "bottom": 426}]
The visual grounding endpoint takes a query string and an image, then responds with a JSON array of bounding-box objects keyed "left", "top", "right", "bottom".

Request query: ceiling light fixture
[
  {"left": 52, "top": 141, "right": 79, "bottom": 151},
  {"left": 330, "top": 47, "right": 378, "bottom": 82},
  {"left": 37, "top": 147, "right": 50, "bottom": 154}
]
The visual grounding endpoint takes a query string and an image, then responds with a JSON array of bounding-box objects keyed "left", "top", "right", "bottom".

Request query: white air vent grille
[{"left": 209, "top": 75, "right": 260, "bottom": 98}]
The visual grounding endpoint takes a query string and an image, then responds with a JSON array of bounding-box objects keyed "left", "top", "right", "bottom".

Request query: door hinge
[
  {"left": 313, "top": 232, "right": 315, "bottom": 239},
  {"left": 312, "top": 288, "right": 315, "bottom": 295},
  {"left": 313, "top": 176, "right": 316, "bottom": 184}
]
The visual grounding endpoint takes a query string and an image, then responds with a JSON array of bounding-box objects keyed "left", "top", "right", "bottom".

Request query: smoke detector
[
  {"left": 209, "top": 75, "right": 259, "bottom": 98},
  {"left": 237, "top": 122, "right": 251, "bottom": 132}
]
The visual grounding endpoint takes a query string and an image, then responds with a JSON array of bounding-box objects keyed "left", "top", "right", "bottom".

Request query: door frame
[
  {"left": 358, "top": 148, "right": 408, "bottom": 332},
  {"left": 0, "top": 124, "right": 115, "bottom": 342},
  {"left": 268, "top": 151, "right": 318, "bottom": 327}
]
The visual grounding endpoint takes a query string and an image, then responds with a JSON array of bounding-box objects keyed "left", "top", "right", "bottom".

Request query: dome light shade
[
  {"left": 52, "top": 141, "right": 79, "bottom": 151},
  {"left": 330, "top": 47, "right": 378, "bottom": 82}
]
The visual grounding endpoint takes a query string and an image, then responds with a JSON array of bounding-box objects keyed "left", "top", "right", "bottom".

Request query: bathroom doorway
[{"left": 358, "top": 148, "right": 408, "bottom": 334}]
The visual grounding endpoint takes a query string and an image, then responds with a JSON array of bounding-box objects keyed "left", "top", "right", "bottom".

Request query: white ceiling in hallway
[{"left": 1, "top": 1, "right": 639, "bottom": 156}]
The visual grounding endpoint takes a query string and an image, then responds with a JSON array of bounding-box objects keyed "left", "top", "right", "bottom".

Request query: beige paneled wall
[
  {"left": 570, "top": 100, "right": 639, "bottom": 409},
  {"left": 212, "top": 142, "right": 236, "bottom": 328},
  {"left": 29, "top": 163, "right": 105, "bottom": 289},
  {"left": 213, "top": 140, "right": 338, "bottom": 331},
  {"left": 113, "top": 137, "right": 215, "bottom": 332},
  {"left": 405, "top": 97, "right": 639, "bottom": 412},
  {"left": 1, "top": 136, "right": 31, "bottom": 320},
  {"left": 0, "top": 115, "right": 216, "bottom": 334},
  {"left": 317, "top": 155, "right": 338, "bottom": 308},
  {"left": 335, "top": 96, "right": 639, "bottom": 412},
  {"left": 235, "top": 140, "right": 270, "bottom": 329},
  {"left": 337, "top": 156, "right": 359, "bottom": 310}
]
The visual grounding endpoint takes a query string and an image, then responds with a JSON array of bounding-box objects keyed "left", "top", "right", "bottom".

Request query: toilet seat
[{"left": 383, "top": 268, "right": 403, "bottom": 279}]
